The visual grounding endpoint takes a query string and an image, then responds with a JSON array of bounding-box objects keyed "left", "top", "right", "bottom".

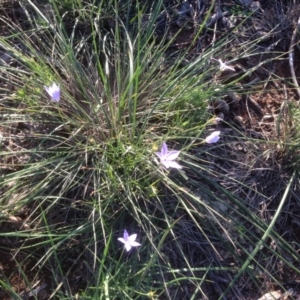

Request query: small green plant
[
  {"left": 229, "top": 4, "right": 252, "bottom": 18},
  {"left": 0, "top": 1, "right": 299, "bottom": 299}
]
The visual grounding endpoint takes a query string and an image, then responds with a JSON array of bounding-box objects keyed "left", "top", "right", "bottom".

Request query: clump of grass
[{"left": 0, "top": 1, "right": 300, "bottom": 299}]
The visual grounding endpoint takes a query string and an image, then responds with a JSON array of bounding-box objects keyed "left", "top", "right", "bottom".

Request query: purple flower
[
  {"left": 118, "top": 229, "right": 141, "bottom": 252},
  {"left": 205, "top": 131, "right": 221, "bottom": 144},
  {"left": 44, "top": 82, "right": 60, "bottom": 102},
  {"left": 155, "top": 142, "right": 182, "bottom": 169}
]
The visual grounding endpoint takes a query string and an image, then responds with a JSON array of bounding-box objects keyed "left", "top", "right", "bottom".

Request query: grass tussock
[{"left": 0, "top": 1, "right": 300, "bottom": 299}]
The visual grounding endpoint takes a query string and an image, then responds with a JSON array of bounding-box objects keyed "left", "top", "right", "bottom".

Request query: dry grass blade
[{"left": 289, "top": 15, "right": 300, "bottom": 99}]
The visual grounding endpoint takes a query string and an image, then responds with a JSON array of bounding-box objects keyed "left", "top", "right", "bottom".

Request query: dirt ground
[{"left": 1, "top": 0, "right": 300, "bottom": 299}]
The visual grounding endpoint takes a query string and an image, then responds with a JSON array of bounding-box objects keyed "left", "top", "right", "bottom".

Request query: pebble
[
  {"left": 214, "top": 99, "right": 229, "bottom": 114},
  {"left": 239, "top": 0, "right": 253, "bottom": 7}
]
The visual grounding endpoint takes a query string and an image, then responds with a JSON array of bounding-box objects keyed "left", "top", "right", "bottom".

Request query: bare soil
[{"left": 1, "top": 1, "right": 300, "bottom": 299}]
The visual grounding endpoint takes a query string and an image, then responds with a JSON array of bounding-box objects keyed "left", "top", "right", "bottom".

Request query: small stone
[
  {"left": 214, "top": 112, "right": 224, "bottom": 124},
  {"left": 222, "top": 17, "right": 235, "bottom": 29},
  {"left": 262, "top": 114, "right": 274, "bottom": 122},
  {"left": 227, "top": 92, "right": 241, "bottom": 107},
  {"left": 250, "top": 1, "right": 261, "bottom": 12},
  {"left": 239, "top": 0, "right": 253, "bottom": 7},
  {"left": 214, "top": 99, "right": 229, "bottom": 114},
  {"left": 257, "top": 291, "right": 282, "bottom": 300},
  {"left": 234, "top": 115, "right": 244, "bottom": 126},
  {"left": 255, "top": 31, "right": 272, "bottom": 42}
]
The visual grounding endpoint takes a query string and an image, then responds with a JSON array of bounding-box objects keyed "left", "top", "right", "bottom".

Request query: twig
[
  {"left": 289, "top": 16, "right": 300, "bottom": 100},
  {"left": 247, "top": 95, "right": 263, "bottom": 116},
  {"left": 245, "top": 96, "right": 251, "bottom": 124}
]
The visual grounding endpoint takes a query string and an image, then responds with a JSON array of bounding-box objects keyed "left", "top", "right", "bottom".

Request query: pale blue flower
[
  {"left": 206, "top": 131, "right": 220, "bottom": 144},
  {"left": 44, "top": 82, "right": 60, "bottom": 102},
  {"left": 155, "top": 142, "right": 182, "bottom": 169},
  {"left": 217, "top": 59, "right": 235, "bottom": 72},
  {"left": 118, "top": 229, "right": 141, "bottom": 252}
]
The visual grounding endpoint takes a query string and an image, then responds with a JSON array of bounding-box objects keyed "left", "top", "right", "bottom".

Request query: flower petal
[
  {"left": 161, "top": 142, "right": 168, "bottom": 156},
  {"left": 165, "top": 161, "right": 182, "bottom": 169},
  {"left": 124, "top": 243, "right": 132, "bottom": 252},
  {"left": 118, "top": 238, "right": 126, "bottom": 244},
  {"left": 166, "top": 150, "right": 180, "bottom": 160},
  {"left": 52, "top": 90, "right": 60, "bottom": 102},
  {"left": 218, "top": 59, "right": 235, "bottom": 72},
  {"left": 123, "top": 229, "right": 129, "bottom": 240},
  {"left": 161, "top": 160, "right": 170, "bottom": 169},
  {"left": 128, "top": 234, "right": 137, "bottom": 243},
  {"left": 44, "top": 83, "right": 60, "bottom": 102},
  {"left": 155, "top": 151, "right": 163, "bottom": 159},
  {"left": 129, "top": 241, "right": 141, "bottom": 247},
  {"left": 205, "top": 131, "right": 220, "bottom": 144},
  {"left": 207, "top": 136, "right": 219, "bottom": 143}
]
